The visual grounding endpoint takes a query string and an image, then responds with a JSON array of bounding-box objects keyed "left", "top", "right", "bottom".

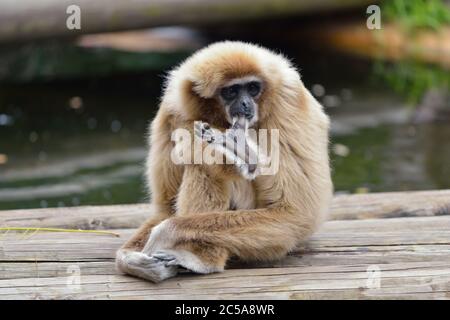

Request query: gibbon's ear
[
  {"left": 188, "top": 71, "right": 225, "bottom": 99},
  {"left": 161, "top": 71, "right": 194, "bottom": 120},
  {"left": 177, "top": 77, "right": 205, "bottom": 120}
]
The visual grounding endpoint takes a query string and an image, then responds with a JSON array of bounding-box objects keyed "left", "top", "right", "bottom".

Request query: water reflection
[
  {"left": 0, "top": 75, "right": 449, "bottom": 210},
  {"left": 0, "top": 78, "right": 157, "bottom": 209}
]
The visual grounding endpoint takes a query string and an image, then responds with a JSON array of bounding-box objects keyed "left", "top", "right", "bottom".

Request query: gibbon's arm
[
  {"left": 116, "top": 113, "right": 257, "bottom": 280},
  {"left": 141, "top": 205, "right": 310, "bottom": 275},
  {"left": 118, "top": 201, "right": 311, "bottom": 282},
  {"left": 120, "top": 147, "right": 326, "bottom": 283},
  {"left": 118, "top": 109, "right": 180, "bottom": 251}
]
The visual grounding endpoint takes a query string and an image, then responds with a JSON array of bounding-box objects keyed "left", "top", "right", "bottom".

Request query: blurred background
[{"left": 0, "top": 0, "right": 449, "bottom": 210}]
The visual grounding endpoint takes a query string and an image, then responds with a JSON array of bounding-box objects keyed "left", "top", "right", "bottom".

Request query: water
[
  {"left": 1, "top": 68, "right": 449, "bottom": 211},
  {"left": 0, "top": 78, "right": 157, "bottom": 210}
]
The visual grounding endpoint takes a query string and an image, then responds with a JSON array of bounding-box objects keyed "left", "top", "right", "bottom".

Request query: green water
[
  {"left": 0, "top": 79, "right": 155, "bottom": 210},
  {"left": 1, "top": 73, "right": 449, "bottom": 210}
]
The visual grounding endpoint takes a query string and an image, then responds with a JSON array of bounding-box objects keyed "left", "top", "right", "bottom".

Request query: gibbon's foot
[
  {"left": 194, "top": 121, "right": 219, "bottom": 144},
  {"left": 116, "top": 250, "right": 178, "bottom": 283},
  {"left": 194, "top": 121, "right": 259, "bottom": 180},
  {"left": 151, "top": 249, "right": 224, "bottom": 274},
  {"left": 151, "top": 250, "right": 180, "bottom": 266}
]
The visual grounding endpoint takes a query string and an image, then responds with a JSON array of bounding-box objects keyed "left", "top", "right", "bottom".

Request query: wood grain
[{"left": 0, "top": 190, "right": 449, "bottom": 299}]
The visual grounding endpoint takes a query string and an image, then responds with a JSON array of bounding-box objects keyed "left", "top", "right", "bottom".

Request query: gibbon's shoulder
[{"left": 164, "top": 41, "right": 300, "bottom": 99}]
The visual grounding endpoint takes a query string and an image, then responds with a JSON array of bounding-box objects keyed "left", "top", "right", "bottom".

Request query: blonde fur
[{"left": 116, "top": 41, "right": 333, "bottom": 282}]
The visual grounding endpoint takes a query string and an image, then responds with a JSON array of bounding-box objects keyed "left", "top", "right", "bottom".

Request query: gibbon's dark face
[{"left": 218, "top": 76, "right": 263, "bottom": 128}]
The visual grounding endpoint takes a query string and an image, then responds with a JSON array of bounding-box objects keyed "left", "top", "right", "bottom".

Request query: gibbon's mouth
[{"left": 230, "top": 116, "right": 257, "bottom": 130}]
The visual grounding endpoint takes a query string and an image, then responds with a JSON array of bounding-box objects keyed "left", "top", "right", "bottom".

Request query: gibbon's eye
[
  {"left": 247, "top": 81, "right": 261, "bottom": 97},
  {"left": 220, "top": 84, "right": 240, "bottom": 101}
]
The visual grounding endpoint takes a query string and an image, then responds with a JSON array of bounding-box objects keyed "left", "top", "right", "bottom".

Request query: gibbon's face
[{"left": 217, "top": 76, "right": 263, "bottom": 128}]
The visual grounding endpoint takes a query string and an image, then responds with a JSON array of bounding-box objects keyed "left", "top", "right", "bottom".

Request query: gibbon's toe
[
  {"left": 152, "top": 250, "right": 178, "bottom": 263},
  {"left": 116, "top": 250, "right": 178, "bottom": 283}
]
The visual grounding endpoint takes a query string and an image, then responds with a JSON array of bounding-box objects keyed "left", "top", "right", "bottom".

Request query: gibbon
[{"left": 115, "top": 41, "right": 333, "bottom": 282}]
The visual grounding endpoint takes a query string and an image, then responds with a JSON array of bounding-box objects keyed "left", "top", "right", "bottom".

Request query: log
[
  {"left": 306, "top": 22, "right": 450, "bottom": 69},
  {"left": 0, "top": 0, "right": 374, "bottom": 43}
]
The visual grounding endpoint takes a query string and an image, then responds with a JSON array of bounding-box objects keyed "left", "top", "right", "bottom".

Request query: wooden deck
[{"left": 1, "top": 190, "right": 450, "bottom": 299}]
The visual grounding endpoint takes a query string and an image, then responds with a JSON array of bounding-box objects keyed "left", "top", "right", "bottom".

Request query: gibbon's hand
[
  {"left": 194, "top": 121, "right": 258, "bottom": 180},
  {"left": 116, "top": 251, "right": 178, "bottom": 282}
]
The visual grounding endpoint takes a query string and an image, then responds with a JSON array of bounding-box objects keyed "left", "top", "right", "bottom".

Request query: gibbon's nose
[
  {"left": 230, "top": 97, "right": 255, "bottom": 120},
  {"left": 241, "top": 101, "right": 254, "bottom": 119},
  {"left": 243, "top": 109, "right": 254, "bottom": 120}
]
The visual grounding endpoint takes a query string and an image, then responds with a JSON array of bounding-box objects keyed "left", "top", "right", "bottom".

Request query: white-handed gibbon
[{"left": 115, "top": 41, "right": 333, "bottom": 282}]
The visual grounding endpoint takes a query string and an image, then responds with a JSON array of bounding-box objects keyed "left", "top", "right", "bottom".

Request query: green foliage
[
  {"left": 373, "top": 60, "right": 450, "bottom": 104},
  {"left": 383, "top": 0, "right": 450, "bottom": 30},
  {"left": 377, "top": 1, "right": 450, "bottom": 104}
]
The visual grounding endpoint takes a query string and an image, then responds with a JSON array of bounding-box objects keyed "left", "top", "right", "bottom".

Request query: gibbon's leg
[
  {"left": 142, "top": 206, "right": 307, "bottom": 277},
  {"left": 115, "top": 205, "right": 180, "bottom": 282},
  {"left": 143, "top": 165, "right": 233, "bottom": 274},
  {"left": 176, "top": 165, "right": 231, "bottom": 216},
  {"left": 115, "top": 111, "right": 183, "bottom": 282},
  {"left": 117, "top": 113, "right": 244, "bottom": 277},
  {"left": 115, "top": 208, "right": 179, "bottom": 282},
  {"left": 119, "top": 165, "right": 233, "bottom": 281}
]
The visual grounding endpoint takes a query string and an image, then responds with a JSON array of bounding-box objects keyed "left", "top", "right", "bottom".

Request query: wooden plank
[
  {"left": 1, "top": 190, "right": 449, "bottom": 231},
  {"left": 1, "top": 191, "right": 450, "bottom": 299},
  {"left": 331, "top": 190, "right": 450, "bottom": 220},
  {"left": 3, "top": 244, "right": 450, "bottom": 281},
  {"left": 0, "top": 215, "right": 449, "bottom": 301},
  {"left": 0, "top": 262, "right": 115, "bottom": 280},
  {"left": 0, "top": 204, "right": 150, "bottom": 230},
  {"left": 0, "top": 229, "right": 133, "bottom": 262},
  {"left": 2, "top": 216, "right": 450, "bottom": 263},
  {"left": 0, "top": 262, "right": 449, "bottom": 299}
]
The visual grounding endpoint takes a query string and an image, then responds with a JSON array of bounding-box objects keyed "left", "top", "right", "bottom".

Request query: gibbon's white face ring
[{"left": 220, "top": 76, "right": 262, "bottom": 129}]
